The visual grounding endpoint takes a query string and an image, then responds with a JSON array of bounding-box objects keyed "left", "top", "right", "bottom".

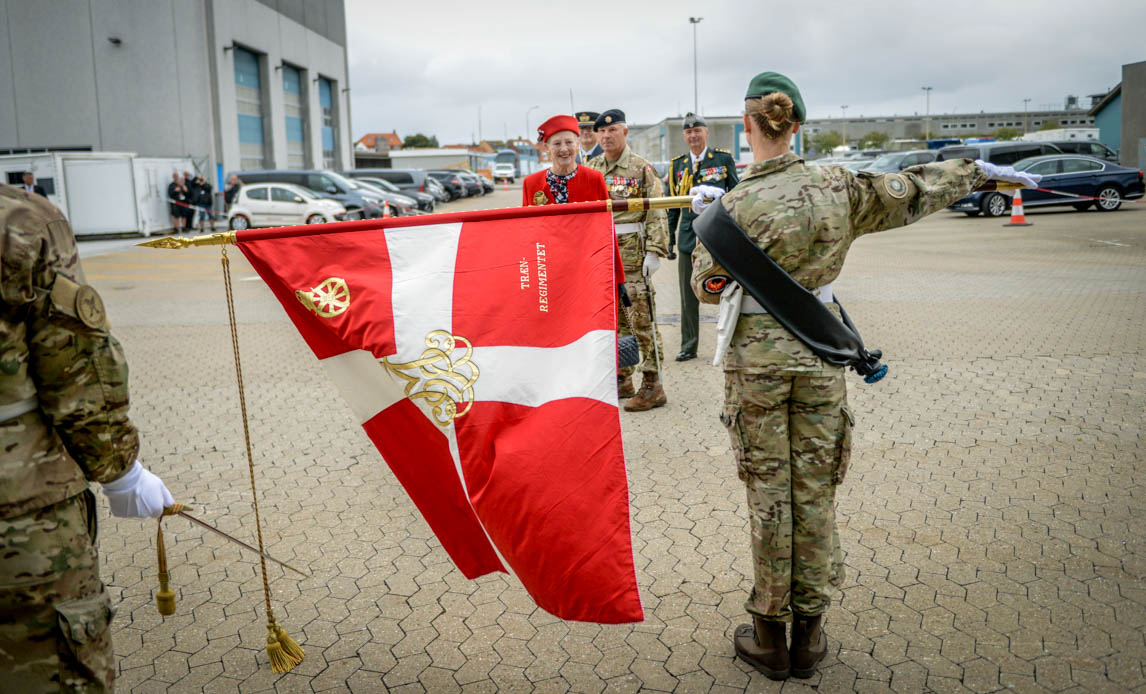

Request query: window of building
[
  {"left": 234, "top": 47, "right": 267, "bottom": 170},
  {"left": 282, "top": 64, "right": 307, "bottom": 168},
  {"left": 318, "top": 77, "right": 338, "bottom": 170}
]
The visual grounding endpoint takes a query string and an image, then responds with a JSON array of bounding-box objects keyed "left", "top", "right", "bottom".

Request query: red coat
[
  {"left": 522, "top": 166, "right": 608, "bottom": 206},
  {"left": 521, "top": 165, "right": 624, "bottom": 284}
]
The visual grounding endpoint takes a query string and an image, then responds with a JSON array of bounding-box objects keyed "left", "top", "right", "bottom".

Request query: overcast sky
[{"left": 346, "top": 0, "right": 1142, "bottom": 144}]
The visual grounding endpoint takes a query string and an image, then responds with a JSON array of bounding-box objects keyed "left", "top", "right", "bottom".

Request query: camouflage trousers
[
  {"left": 618, "top": 274, "right": 663, "bottom": 378},
  {"left": 0, "top": 491, "right": 115, "bottom": 692},
  {"left": 721, "top": 368, "right": 851, "bottom": 620}
]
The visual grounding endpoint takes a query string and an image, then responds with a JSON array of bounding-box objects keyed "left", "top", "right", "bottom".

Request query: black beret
[
  {"left": 593, "top": 109, "right": 626, "bottom": 132},
  {"left": 575, "top": 111, "right": 599, "bottom": 127},
  {"left": 682, "top": 113, "right": 706, "bottom": 129}
]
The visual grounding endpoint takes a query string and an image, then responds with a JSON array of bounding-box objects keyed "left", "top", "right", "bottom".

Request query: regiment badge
[
  {"left": 75, "top": 285, "right": 106, "bottom": 330},
  {"left": 533, "top": 191, "right": 549, "bottom": 205},
  {"left": 885, "top": 174, "right": 909, "bottom": 199},
  {"left": 703, "top": 276, "right": 730, "bottom": 294},
  {"left": 296, "top": 277, "right": 350, "bottom": 317}
]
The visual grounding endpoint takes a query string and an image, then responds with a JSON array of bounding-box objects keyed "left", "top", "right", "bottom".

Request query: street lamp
[
  {"left": 525, "top": 105, "right": 539, "bottom": 140},
  {"left": 921, "top": 86, "right": 933, "bottom": 141},
  {"left": 1022, "top": 98, "right": 1031, "bottom": 133},
  {"left": 689, "top": 17, "right": 703, "bottom": 114},
  {"left": 841, "top": 105, "right": 849, "bottom": 149}
]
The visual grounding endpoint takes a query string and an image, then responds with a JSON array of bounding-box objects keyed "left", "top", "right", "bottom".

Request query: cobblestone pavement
[{"left": 84, "top": 193, "right": 1146, "bottom": 693}]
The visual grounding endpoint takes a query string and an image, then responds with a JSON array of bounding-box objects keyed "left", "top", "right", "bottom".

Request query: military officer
[
  {"left": 587, "top": 109, "right": 670, "bottom": 411},
  {"left": 666, "top": 113, "right": 738, "bottom": 362},
  {"left": 0, "top": 184, "right": 174, "bottom": 691},
  {"left": 575, "top": 111, "right": 603, "bottom": 163},
  {"left": 690, "top": 73, "right": 1040, "bottom": 680}
]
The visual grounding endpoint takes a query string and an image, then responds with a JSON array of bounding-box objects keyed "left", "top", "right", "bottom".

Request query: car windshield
[
  {"left": 869, "top": 154, "right": 906, "bottom": 169},
  {"left": 292, "top": 186, "right": 320, "bottom": 200},
  {"left": 367, "top": 178, "right": 401, "bottom": 193},
  {"left": 326, "top": 171, "right": 362, "bottom": 191}
]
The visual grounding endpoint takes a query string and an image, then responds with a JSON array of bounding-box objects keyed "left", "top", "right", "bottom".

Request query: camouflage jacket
[
  {"left": 666, "top": 147, "right": 739, "bottom": 254},
  {"left": 587, "top": 146, "right": 669, "bottom": 268},
  {"left": 692, "top": 153, "right": 987, "bottom": 372},
  {"left": 0, "top": 185, "right": 138, "bottom": 518}
]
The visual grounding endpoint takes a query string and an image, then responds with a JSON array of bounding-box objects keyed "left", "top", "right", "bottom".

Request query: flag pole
[{"left": 138, "top": 184, "right": 1023, "bottom": 250}]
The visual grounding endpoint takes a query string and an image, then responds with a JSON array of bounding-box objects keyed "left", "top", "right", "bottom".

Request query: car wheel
[
  {"left": 1095, "top": 185, "right": 1122, "bottom": 211},
  {"left": 306, "top": 214, "right": 326, "bottom": 224},
  {"left": 1072, "top": 202, "right": 1093, "bottom": 212},
  {"left": 229, "top": 215, "right": 250, "bottom": 230},
  {"left": 964, "top": 211, "right": 980, "bottom": 217},
  {"left": 981, "top": 192, "right": 1008, "bottom": 217}
]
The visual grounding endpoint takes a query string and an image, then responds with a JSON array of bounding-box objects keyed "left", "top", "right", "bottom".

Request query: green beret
[{"left": 744, "top": 71, "right": 806, "bottom": 123}]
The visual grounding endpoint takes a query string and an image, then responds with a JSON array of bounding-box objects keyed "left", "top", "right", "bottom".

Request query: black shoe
[
  {"left": 667, "top": 251, "right": 677, "bottom": 260},
  {"left": 675, "top": 351, "right": 696, "bottom": 362},
  {"left": 734, "top": 617, "right": 789, "bottom": 681}
]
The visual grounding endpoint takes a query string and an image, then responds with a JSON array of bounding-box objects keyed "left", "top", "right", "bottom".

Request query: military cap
[
  {"left": 593, "top": 109, "right": 625, "bottom": 131},
  {"left": 575, "top": 111, "right": 600, "bottom": 128},
  {"left": 744, "top": 71, "right": 806, "bottom": 123},
  {"left": 536, "top": 115, "right": 580, "bottom": 143},
  {"left": 682, "top": 112, "right": 706, "bottom": 129}
]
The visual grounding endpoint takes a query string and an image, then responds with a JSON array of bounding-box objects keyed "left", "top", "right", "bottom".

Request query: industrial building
[{"left": 0, "top": 0, "right": 353, "bottom": 194}]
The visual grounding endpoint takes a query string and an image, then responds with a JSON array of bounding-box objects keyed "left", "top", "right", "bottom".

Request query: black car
[
  {"left": 936, "top": 141, "right": 1062, "bottom": 166},
  {"left": 456, "top": 172, "right": 484, "bottom": 196},
  {"left": 861, "top": 149, "right": 939, "bottom": 173},
  {"left": 345, "top": 173, "right": 436, "bottom": 212},
  {"left": 949, "top": 154, "right": 1144, "bottom": 216},
  {"left": 1042, "top": 140, "right": 1118, "bottom": 162},
  {"left": 426, "top": 170, "right": 468, "bottom": 200}
]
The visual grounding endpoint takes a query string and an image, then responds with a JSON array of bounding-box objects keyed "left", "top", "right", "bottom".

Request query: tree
[
  {"left": 858, "top": 131, "right": 890, "bottom": 149},
  {"left": 810, "top": 130, "right": 843, "bottom": 156},
  {"left": 993, "top": 127, "right": 1022, "bottom": 141},
  {"left": 1037, "top": 119, "right": 1060, "bottom": 131},
  {"left": 402, "top": 133, "right": 439, "bottom": 148}
]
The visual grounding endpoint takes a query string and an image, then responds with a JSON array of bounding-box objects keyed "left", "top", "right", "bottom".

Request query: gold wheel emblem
[
  {"left": 383, "top": 331, "right": 480, "bottom": 426},
  {"left": 296, "top": 277, "right": 350, "bottom": 317}
]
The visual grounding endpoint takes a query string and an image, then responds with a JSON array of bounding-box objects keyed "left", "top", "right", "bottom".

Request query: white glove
[
  {"left": 101, "top": 460, "right": 174, "bottom": 518},
  {"left": 975, "top": 159, "right": 1042, "bottom": 188},
  {"left": 642, "top": 252, "right": 661, "bottom": 278},
  {"left": 690, "top": 185, "right": 726, "bottom": 214}
]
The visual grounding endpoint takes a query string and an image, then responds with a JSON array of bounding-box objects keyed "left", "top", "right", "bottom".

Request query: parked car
[
  {"left": 349, "top": 168, "right": 438, "bottom": 198},
  {"left": 234, "top": 169, "right": 384, "bottom": 218},
  {"left": 862, "top": 149, "right": 939, "bottom": 173},
  {"left": 492, "top": 162, "right": 516, "bottom": 183},
  {"left": 456, "top": 172, "right": 485, "bottom": 196},
  {"left": 352, "top": 179, "right": 422, "bottom": 216},
  {"left": 426, "top": 170, "right": 468, "bottom": 200},
  {"left": 935, "top": 141, "right": 1061, "bottom": 166},
  {"left": 1042, "top": 140, "right": 1119, "bottom": 162},
  {"left": 424, "top": 176, "right": 448, "bottom": 202},
  {"left": 949, "top": 154, "right": 1144, "bottom": 216},
  {"left": 227, "top": 183, "right": 346, "bottom": 230},
  {"left": 345, "top": 172, "right": 435, "bottom": 212}
]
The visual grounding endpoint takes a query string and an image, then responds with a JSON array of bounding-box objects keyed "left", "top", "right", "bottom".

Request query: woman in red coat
[{"left": 523, "top": 115, "right": 608, "bottom": 206}]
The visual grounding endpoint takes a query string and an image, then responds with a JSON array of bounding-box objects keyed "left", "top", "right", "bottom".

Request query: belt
[
  {"left": 741, "top": 283, "right": 833, "bottom": 314},
  {"left": 615, "top": 222, "right": 644, "bottom": 235},
  {"left": 0, "top": 397, "right": 38, "bottom": 422}
]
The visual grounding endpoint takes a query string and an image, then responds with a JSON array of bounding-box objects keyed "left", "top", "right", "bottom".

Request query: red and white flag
[{"left": 237, "top": 206, "right": 642, "bottom": 623}]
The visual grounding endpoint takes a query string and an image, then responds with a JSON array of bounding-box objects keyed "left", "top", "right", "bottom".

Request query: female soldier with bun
[{"left": 689, "top": 72, "right": 1039, "bottom": 680}]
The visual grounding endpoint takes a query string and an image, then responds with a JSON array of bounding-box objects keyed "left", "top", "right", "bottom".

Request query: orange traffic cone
[
  {"left": 1004, "top": 189, "right": 1032, "bottom": 227},
  {"left": 503, "top": 179, "right": 509, "bottom": 192},
  {"left": 382, "top": 201, "right": 391, "bottom": 219}
]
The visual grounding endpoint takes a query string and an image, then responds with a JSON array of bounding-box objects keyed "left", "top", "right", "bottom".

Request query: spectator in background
[
  {"left": 167, "top": 173, "right": 187, "bottom": 234},
  {"left": 224, "top": 175, "right": 243, "bottom": 212},
  {"left": 194, "top": 175, "right": 214, "bottom": 231},
  {"left": 184, "top": 172, "right": 201, "bottom": 231},
  {"left": 21, "top": 172, "right": 46, "bottom": 197}
]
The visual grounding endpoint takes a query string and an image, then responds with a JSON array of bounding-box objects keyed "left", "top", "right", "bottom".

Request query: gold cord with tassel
[
  {"left": 222, "top": 246, "right": 304, "bottom": 673},
  {"left": 154, "top": 503, "right": 187, "bottom": 616}
]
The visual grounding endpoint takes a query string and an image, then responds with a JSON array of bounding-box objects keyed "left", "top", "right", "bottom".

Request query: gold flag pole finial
[{"left": 138, "top": 231, "right": 236, "bottom": 249}]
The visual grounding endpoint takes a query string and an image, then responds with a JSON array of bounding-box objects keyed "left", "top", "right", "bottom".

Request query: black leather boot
[
  {"left": 733, "top": 616, "right": 789, "bottom": 680},
  {"left": 790, "top": 613, "right": 827, "bottom": 678}
]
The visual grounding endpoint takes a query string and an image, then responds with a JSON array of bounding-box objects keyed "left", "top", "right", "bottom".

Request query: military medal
[{"left": 533, "top": 191, "right": 549, "bottom": 205}]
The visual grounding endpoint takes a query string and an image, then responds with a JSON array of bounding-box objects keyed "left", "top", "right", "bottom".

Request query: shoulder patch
[
  {"left": 703, "top": 276, "right": 731, "bottom": 294},
  {"left": 884, "top": 173, "right": 909, "bottom": 199},
  {"left": 76, "top": 285, "right": 107, "bottom": 330}
]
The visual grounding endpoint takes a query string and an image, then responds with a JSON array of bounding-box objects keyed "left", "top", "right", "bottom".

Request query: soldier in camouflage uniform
[
  {"left": 587, "top": 109, "right": 671, "bottom": 412},
  {"left": 690, "top": 73, "right": 1037, "bottom": 680},
  {"left": 0, "top": 184, "right": 174, "bottom": 691}
]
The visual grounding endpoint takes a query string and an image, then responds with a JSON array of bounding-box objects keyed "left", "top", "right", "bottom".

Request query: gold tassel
[
  {"left": 155, "top": 504, "right": 186, "bottom": 616},
  {"left": 266, "top": 622, "right": 304, "bottom": 673}
]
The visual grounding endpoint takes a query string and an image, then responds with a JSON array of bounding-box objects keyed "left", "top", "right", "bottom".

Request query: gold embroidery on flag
[
  {"left": 296, "top": 277, "right": 350, "bottom": 318},
  {"left": 383, "top": 331, "right": 480, "bottom": 426}
]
